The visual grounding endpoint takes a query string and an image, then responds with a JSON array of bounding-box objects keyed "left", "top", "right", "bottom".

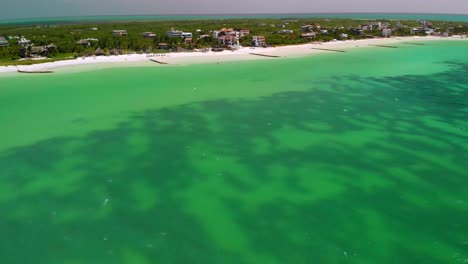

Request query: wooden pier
[
  {"left": 311, "top": 48, "right": 346, "bottom": 53},
  {"left": 17, "top": 70, "right": 54, "bottom": 74},
  {"left": 249, "top": 53, "right": 280, "bottom": 58},
  {"left": 401, "top": 42, "right": 425, "bottom": 46},
  {"left": 368, "top": 44, "right": 399, "bottom": 49},
  {"left": 150, "top": 59, "right": 169, "bottom": 64}
]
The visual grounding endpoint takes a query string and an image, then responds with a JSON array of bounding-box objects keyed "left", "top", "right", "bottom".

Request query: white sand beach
[{"left": 0, "top": 36, "right": 466, "bottom": 75}]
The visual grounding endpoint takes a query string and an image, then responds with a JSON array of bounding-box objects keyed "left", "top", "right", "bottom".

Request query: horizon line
[{"left": 2, "top": 12, "right": 467, "bottom": 21}]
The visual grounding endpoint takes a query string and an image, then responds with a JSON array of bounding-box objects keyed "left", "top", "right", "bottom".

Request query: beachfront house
[
  {"left": 411, "top": 26, "right": 439, "bottom": 35},
  {"left": 181, "top": 32, "right": 193, "bottom": 38},
  {"left": 109, "top": 48, "right": 123, "bottom": 55},
  {"left": 214, "top": 28, "right": 239, "bottom": 46},
  {"left": 76, "top": 38, "right": 98, "bottom": 46},
  {"left": 112, "top": 30, "right": 128, "bottom": 36},
  {"left": 351, "top": 28, "right": 364, "bottom": 35},
  {"left": 301, "top": 25, "right": 315, "bottom": 33},
  {"left": 184, "top": 37, "right": 193, "bottom": 45},
  {"left": 95, "top": 48, "right": 106, "bottom": 56},
  {"left": 371, "top": 22, "right": 382, "bottom": 30},
  {"left": 76, "top": 39, "right": 91, "bottom": 46},
  {"left": 143, "top": 32, "right": 157, "bottom": 38},
  {"left": 252, "top": 36, "right": 266, "bottom": 47},
  {"left": 166, "top": 29, "right": 183, "bottom": 38},
  {"left": 28, "top": 44, "right": 56, "bottom": 57},
  {"left": 217, "top": 35, "right": 237, "bottom": 46},
  {"left": 301, "top": 32, "right": 317, "bottom": 39},
  {"left": 278, "top": 29, "right": 294, "bottom": 34},
  {"left": 382, "top": 28, "right": 392, "bottom": 37},
  {"left": 17, "top": 37, "right": 31, "bottom": 46},
  {"left": 158, "top": 43, "right": 170, "bottom": 50},
  {"left": 30, "top": 46, "right": 47, "bottom": 57},
  {"left": 238, "top": 29, "right": 250, "bottom": 37},
  {"left": 213, "top": 28, "right": 237, "bottom": 38},
  {"left": 360, "top": 24, "right": 371, "bottom": 31},
  {"left": 0, "top": 36, "right": 9, "bottom": 47}
]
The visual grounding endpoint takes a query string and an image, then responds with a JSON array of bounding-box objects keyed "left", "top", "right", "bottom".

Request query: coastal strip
[
  {"left": 249, "top": 53, "right": 281, "bottom": 58},
  {"left": 1, "top": 37, "right": 466, "bottom": 75},
  {"left": 311, "top": 48, "right": 346, "bottom": 52},
  {"left": 368, "top": 44, "right": 399, "bottom": 48}
]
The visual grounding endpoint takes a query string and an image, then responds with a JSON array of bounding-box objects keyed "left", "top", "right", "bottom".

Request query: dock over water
[
  {"left": 150, "top": 59, "right": 169, "bottom": 64},
  {"left": 368, "top": 44, "right": 399, "bottom": 49},
  {"left": 311, "top": 48, "right": 346, "bottom": 53},
  {"left": 401, "top": 42, "right": 425, "bottom": 46},
  {"left": 249, "top": 53, "right": 281, "bottom": 58},
  {"left": 17, "top": 70, "right": 54, "bottom": 74}
]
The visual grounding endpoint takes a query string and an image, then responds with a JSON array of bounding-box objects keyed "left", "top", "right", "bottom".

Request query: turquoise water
[
  {"left": 0, "top": 41, "right": 467, "bottom": 263},
  {"left": 1, "top": 13, "right": 468, "bottom": 25}
]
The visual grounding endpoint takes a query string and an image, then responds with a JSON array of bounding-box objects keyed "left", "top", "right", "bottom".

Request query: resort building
[
  {"left": 301, "top": 32, "right": 317, "bottom": 39},
  {"left": 252, "top": 36, "right": 266, "bottom": 47},
  {"left": 142, "top": 32, "right": 157, "bottom": 38},
  {"left": 0, "top": 36, "right": 9, "bottom": 47},
  {"left": 112, "top": 30, "right": 128, "bottom": 36}
]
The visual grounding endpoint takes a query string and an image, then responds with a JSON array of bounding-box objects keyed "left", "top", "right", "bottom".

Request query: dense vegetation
[{"left": 0, "top": 17, "right": 466, "bottom": 64}]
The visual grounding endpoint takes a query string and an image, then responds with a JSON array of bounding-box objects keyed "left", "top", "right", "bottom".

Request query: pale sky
[{"left": 2, "top": 0, "right": 468, "bottom": 20}]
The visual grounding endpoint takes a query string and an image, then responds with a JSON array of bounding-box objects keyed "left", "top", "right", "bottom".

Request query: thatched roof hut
[{"left": 95, "top": 48, "right": 105, "bottom": 56}]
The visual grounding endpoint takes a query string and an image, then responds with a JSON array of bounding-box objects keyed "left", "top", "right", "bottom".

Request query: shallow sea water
[{"left": 0, "top": 41, "right": 467, "bottom": 263}]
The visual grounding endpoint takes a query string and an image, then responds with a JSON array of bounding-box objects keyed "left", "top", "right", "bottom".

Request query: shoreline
[{"left": 1, "top": 36, "right": 467, "bottom": 75}]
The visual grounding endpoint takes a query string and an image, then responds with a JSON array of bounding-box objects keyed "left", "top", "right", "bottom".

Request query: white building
[
  {"left": 278, "top": 29, "right": 294, "bottom": 34},
  {"left": 112, "top": 30, "right": 128, "bottom": 36},
  {"left": 181, "top": 32, "right": 193, "bottom": 38},
  {"left": 17, "top": 37, "right": 31, "bottom": 46},
  {"left": 382, "top": 28, "right": 392, "bottom": 37},
  {"left": 166, "top": 29, "right": 183, "bottom": 38},
  {"left": 252, "top": 36, "right": 266, "bottom": 47}
]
